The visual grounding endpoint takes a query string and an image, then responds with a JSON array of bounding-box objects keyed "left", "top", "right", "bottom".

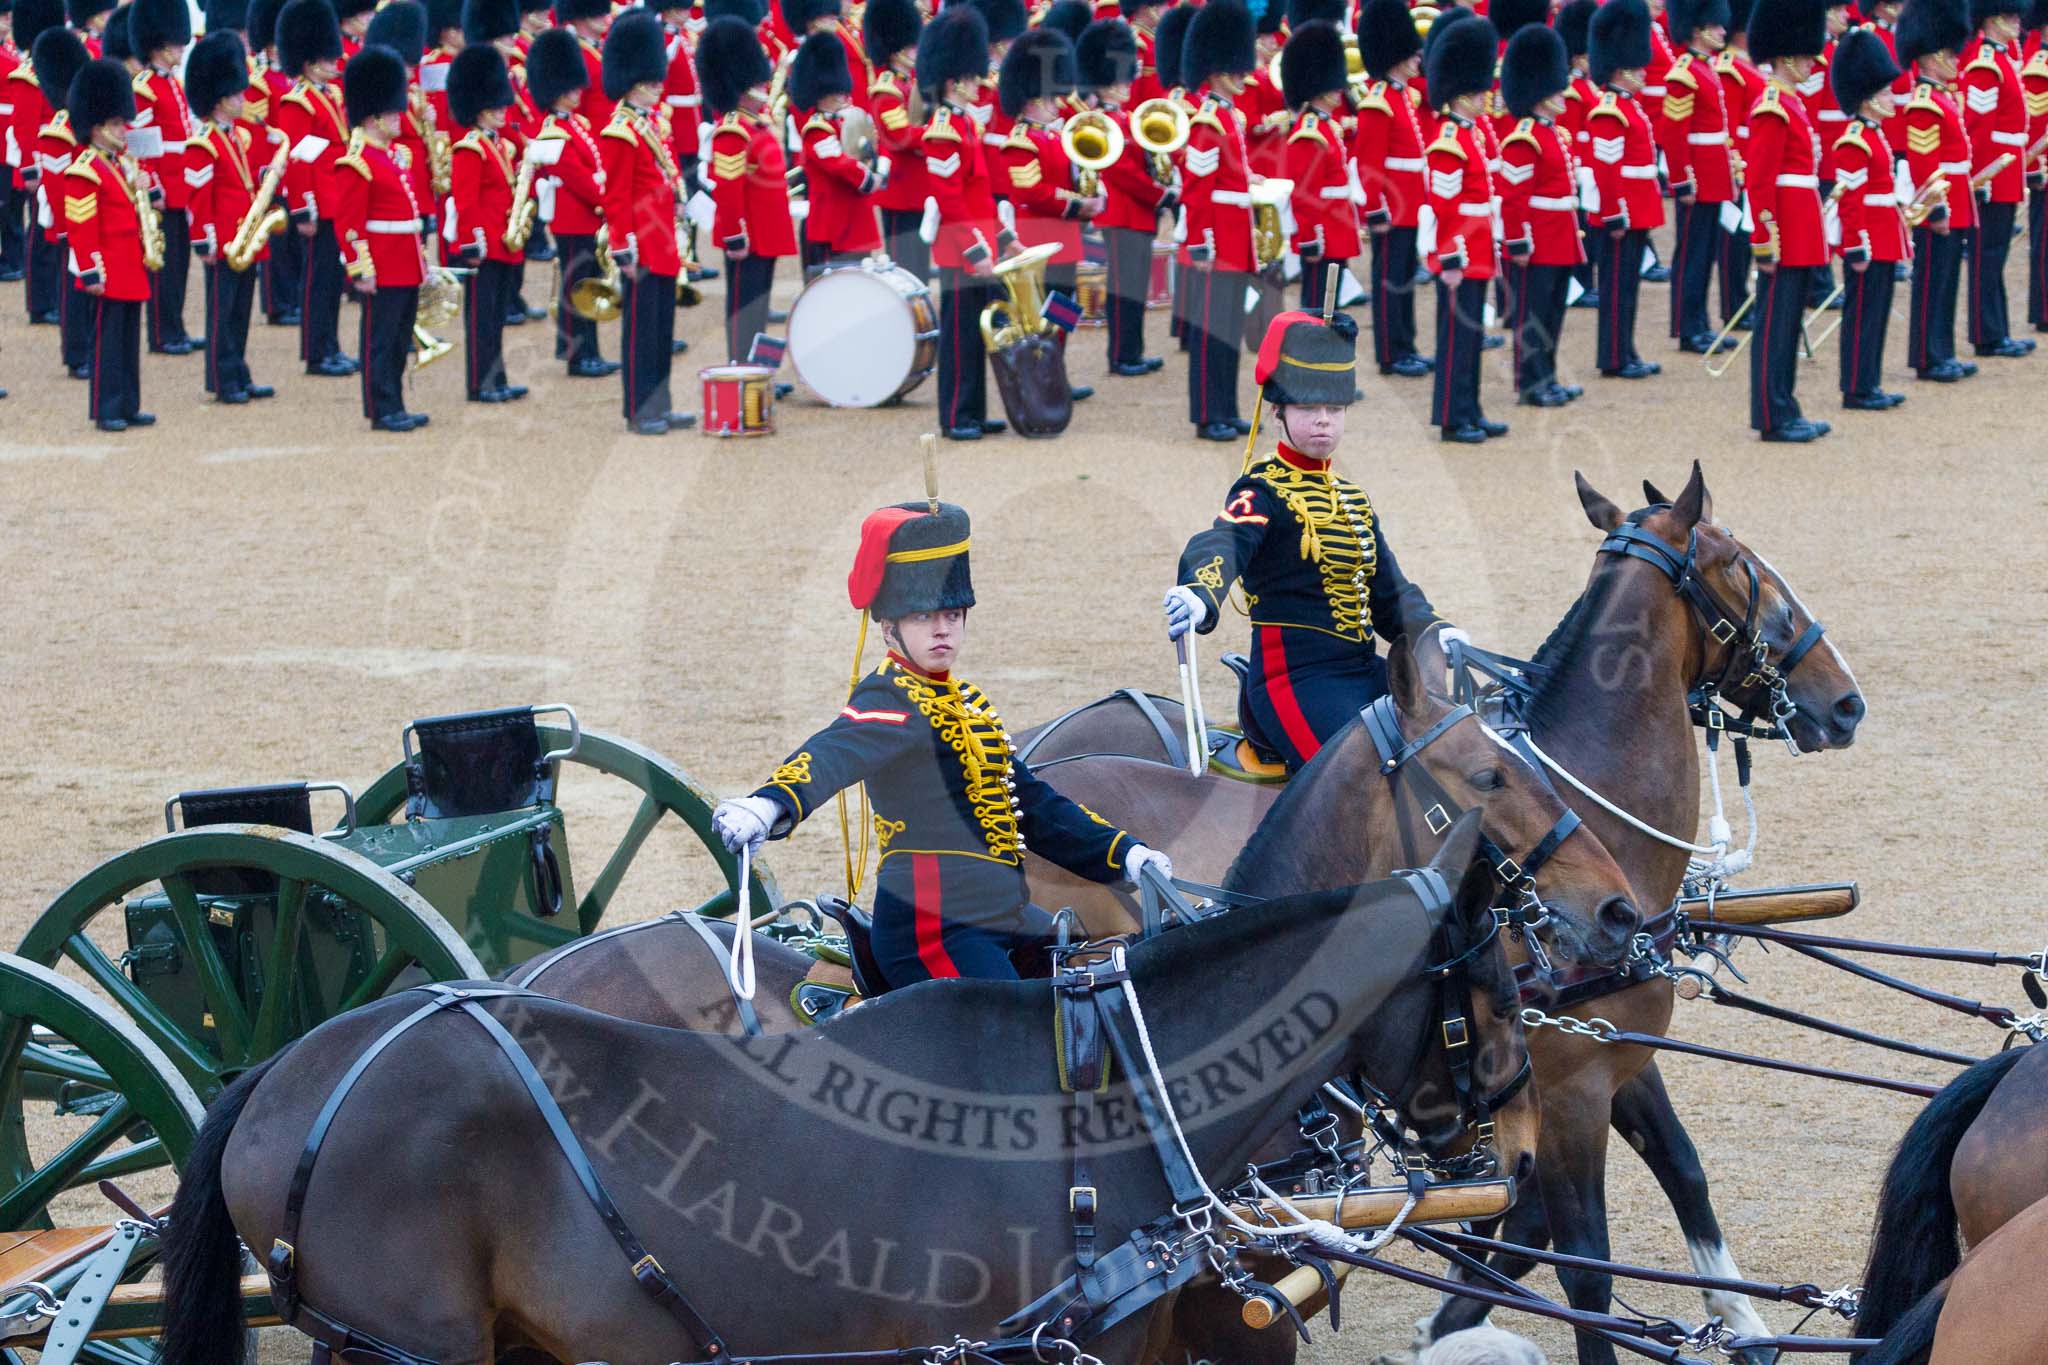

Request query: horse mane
[
  {"left": 1522, "top": 506, "right": 1661, "bottom": 731},
  {"left": 1221, "top": 722, "right": 1368, "bottom": 893}
]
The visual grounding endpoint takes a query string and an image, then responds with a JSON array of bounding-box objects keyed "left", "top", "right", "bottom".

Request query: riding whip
[{"left": 1176, "top": 634, "right": 1209, "bottom": 777}]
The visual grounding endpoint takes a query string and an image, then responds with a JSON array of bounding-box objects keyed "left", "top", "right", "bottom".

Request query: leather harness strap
[
  {"left": 672, "top": 910, "right": 765, "bottom": 1037},
  {"left": 513, "top": 910, "right": 762, "bottom": 1037}
]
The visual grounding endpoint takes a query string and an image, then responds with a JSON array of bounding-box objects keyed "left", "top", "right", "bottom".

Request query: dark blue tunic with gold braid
[
  {"left": 1174, "top": 443, "right": 1445, "bottom": 769},
  {"left": 752, "top": 653, "right": 1134, "bottom": 987}
]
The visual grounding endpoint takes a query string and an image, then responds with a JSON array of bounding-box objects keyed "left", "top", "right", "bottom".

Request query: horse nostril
[
  {"left": 1515, "top": 1151, "right": 1536, "bottom": 1184},
  {"left": 1834, "top": 693, "right": 1866, "bottom": 729},
  {"left": 1598, "top": 895, "right": 1641, "bottom": 940}
]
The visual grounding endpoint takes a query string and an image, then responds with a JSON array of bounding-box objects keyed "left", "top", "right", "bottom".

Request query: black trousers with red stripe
[
  {"left": 62, "top": 275, "right": 95, "bottom": 370},
  {"left": 866, "top": 854, "right": 1059, "bottom": 989},
  {"left": 147, "top": 213, "right": 192, "bottom": 350},
  {"left": 2029, "top": 187, "right": 2047, "bottom": 330},
  {"left": 1909, "top": 224, "right": 1965, "bottom": 371},
  {"left": 26, "top": 228, "right": 61, "bottom": 320},
  {"left": 1247, "top": 623, "right": 1389, "bottom": 772},
  {"left": 1432, "top": 275, "right": 1487, "bottom": 430},
  {"left": 1369, "top": 226, "right": 1421, "bottom": 366},
  {"left": 879, "top": 207, "right": 930, "bottom": 281},
  {"left": 203, "top": 261, "right": 255, "bottom": 395},
  {"left": 1838, "top": 262, "right": 1894, "bottom": 398},
  {"left": 1597, "top": 228, "right": 1647, "bottom": 371},
  {"left": 1507, "top": 260, "right": 1571, "bottom": 398},
  {"left": 724, "top": 251, "right": 777, "bottom": 364},
  {"left": 1103, "top": 225, "right": 1151, "bottom": 367},
  {"left": 302, "top": 220, "right": 345, "bottom": 367},
  {"left": 620, "top": 266, "right": 678, "bottom": 425},
  {"left": 88, "top": 297, "right": 142, "bottom": 422},
  {"left": 1967, "top": 199, "right": 2016, "bottom": 350},
  {"left": 462, "top": 258, "right": 512, "bottom": 399},
  {"left": 1186, "top": 265, "right": 1247, "bottom": 427},
  {"left": 937, "top": 267, "right": 994, "bottom": 430},
  {"left": 358, "top": 283, "right": 417, "bottom": 422},
  {"left": 1749, "top": 262, "right": 1811, "bottom": 433},
  {"left": 553, "top": 233, "right": 602, "bottom": 365},
  {"left": 262, "top": 224, "right": 304, "bottom": 323},
  {"left": 1671, "top": 200, "right": 1723, "bottom": 341},
  {"left": 0, "top": 178, "right": 23, "bottom": 274}
]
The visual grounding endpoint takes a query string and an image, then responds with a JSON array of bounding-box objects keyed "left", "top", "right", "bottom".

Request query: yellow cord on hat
[{"left": 836, "top": 611, "right": 873, "bottom": 903}]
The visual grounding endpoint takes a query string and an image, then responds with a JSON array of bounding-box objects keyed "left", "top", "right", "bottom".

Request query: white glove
[
  {"left": 1125, "top": 843, "right": 1174, "bottom": 886},
  {"left": 1163, "top": 585, "right": 1211, "bottom": 641},
  {"left": 712, "top": 795, "right": 780, "bottom": 855},
  {"left": 1436, "top": 625, "right": 1471, "bottom": 650},
  {"left": 876, "top": 154, "right": 892, "bottom": 180}
]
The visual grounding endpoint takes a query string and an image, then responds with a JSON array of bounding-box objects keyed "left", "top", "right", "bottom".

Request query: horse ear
[
  {"left": 1425, "top": 809, "right": 1492, "bottom": 920},
  {"left": 1670, "top": 460, "right": 1713, "bottom": 530},
  {"left": 1387, "top": 635, "right": 1427, "bottom": 717},
  {"left": 1642, "top": 478, "right": 1670, "bottom": 505},
  {"left": 1574, "top": 472, "right": 1623, "bottom": 532}
]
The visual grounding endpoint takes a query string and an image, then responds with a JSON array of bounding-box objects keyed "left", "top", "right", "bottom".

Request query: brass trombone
[{"left": 1702, "top": 278, "right": 1755, "bottom": 378}]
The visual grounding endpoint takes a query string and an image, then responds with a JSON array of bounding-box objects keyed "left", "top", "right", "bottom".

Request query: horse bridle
[{"left": 1599, "top": 523, "right": 1828, "bottom": 749}]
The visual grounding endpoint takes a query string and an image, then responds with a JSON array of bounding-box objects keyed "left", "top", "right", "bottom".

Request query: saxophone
[
  {"left": 226, "top": 142, "right": 290, "bottom": 272},
  {"left": 503, "top": 147, "right": 538, "bottom": 252},
  {"left": 428, "top": 127, "right": 453, "bottom": 198},
  {"left": 126, "top": 156, "right": 166, "bottom": 272}
]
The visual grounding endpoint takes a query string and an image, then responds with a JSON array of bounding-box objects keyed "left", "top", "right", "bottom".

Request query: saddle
[
  {"left": 403, "top": 706, "right": 565, "bottom": 918},
  {"left": 1212, "top": 653, "right": 1290, "bottom": 783}
]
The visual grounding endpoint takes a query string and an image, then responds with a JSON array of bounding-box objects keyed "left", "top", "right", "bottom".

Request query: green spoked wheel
[
  {"left": 19, "top": 826, "right": 486, "bottom": 1104},
  {"left": 355, "top": 723, "right": 778, "bottom": 933}
]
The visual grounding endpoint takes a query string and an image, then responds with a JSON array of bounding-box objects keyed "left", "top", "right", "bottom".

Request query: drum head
[{"left": 788, "top": 267, "right": 926, "bottom": 408}]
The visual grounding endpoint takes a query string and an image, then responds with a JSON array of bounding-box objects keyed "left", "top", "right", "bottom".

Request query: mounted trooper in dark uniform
[{"left": 715, "top": 500, "right": 1171, "bottom": 989}]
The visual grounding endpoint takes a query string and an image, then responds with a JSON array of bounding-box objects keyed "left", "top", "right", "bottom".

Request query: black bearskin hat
[
  {"left": 524, "top": 25, "right": 586, "bottom": 103},
  {"left": 1555, "top": 0, "right": 1596, "bottom": 54},
  {"left": 997, "top": 25, "right": 1073, "bottom": 113},
  {"left": 424, "top": 0, "right": 461, "bottom": 41},
  {"left": 965, "top": 0, "right": 1027, "bottom": 44},
  {"left": 125, "top": 0, "right": 186, "bottom": 54},
  {"left": 183, "top": 28, "right": 249, "bottom": 114},
  {"left": 66, "top": 55, "right": 133, "bottom": 128},
  {"left": 1747, "top": 0, "right": 1828, "bottom": 59},
  {"left": 12, "top": 0, "right": 65, "bottom": 49},
  {"left": 1895, "top": 0, "right": 1970, "bottom": 57},
  {"left": 1182, "top": 0, "right": 1254, "bottom": 86},
  {"left": 1355, "top": 0, "right": 1420, "bottom": 76},
  {"left": 1076, "top": 17, "right": 1137, "bottom": 89},
  {"left": 461, "top": 0, "right": 516, "bottom": 42},
  {"left": 446, "top": 41, "right": 512, "bottom": 123},
  {"left": 98, "top": 3, "right": 131, "bottom": 58},
  {"left": 1280, "top": 19, "right": 1346, "bottom": 106},
  {"left": 246, "top": 0, "right": 285, "bottom": 47},
  {"left": 784, "top": 0, "right": 839, "bottom": 30},
  {"left": 701, "top": 0, "right": 759, "bottom": 19},
  {"left": 916, "top": 3, "right": 988, "bottom": 97},
  {"left": 342, "top": 40, "right": 407, "bottom": 120},
  {"left": 1829, "top": 23, "right": 1901, "bottom": 107},
  {"left": 848, "top": 503, "right": 976, "bottom": 619},
  {"left": 65, "top": 0, "right": 112, "bottom": 28},
  {"left": 1669, "top": 0, "right": 1734, "bottom": 37},
  {"left": 1289, "top": 0, "right": 1345, "bottom": 28},
  {"left": 554, "top": 0, "right": 610, "bottom": 20},
  {"left": 1970, "top": 0, "right": 2022, "bottom": 21},
  {"left": 1256, "top": 0, "right": 1284, "bottom": 35},
  {"left": 363, "top": 1, "right": 425, "bottom": 61},
  {"left": 2030, "top": 0, "right": 2048, "bottom": 26},
  {"left": 1490, "top": 0, "right": 1549, "bottom": 40},
  {"left": 789, "top": 28, "right": 852, "bottom": 106},
  {"left": 1037, "top": 0, "right": 1091, "bottom": 43},
  {"left": 276, "top": 0, "right": 341, "bottom": 73},
  {"left": 202, "top": 0, "right": 249, "bottom": 29},
  {"left": 1501, "top": 21, "right": 1567, "bottom": 116},
  {"left": 695, "top": 14, "right": 770, "bottom": 111},
  {"left": 600, "top": 8, "right": 668, "bottom": 96},
  {"left": 863, "top": 0, "right": 920, "bottom": 59},
  {"left": 1590, "top": 0, "right": 1652, "bottom": 82},
  {"left": 30, "top": 28, "right": 88, "bottom": 110},
  {"left": 1726, "top": 0, "right": 1757, "bottom": 29},
  {"left": 1153, "top": 0, "right": 1194, "bottom": 85},
  {"left": 1255, "top": 310, "right": 1358, "bottom": 406},
  {"left": 1424, "top": 10, "right": 1494, "bottom": 104}
]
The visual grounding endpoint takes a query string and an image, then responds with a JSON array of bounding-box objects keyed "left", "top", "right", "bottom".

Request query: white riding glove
[
  {"left": 1163, "top": 585, "right": 1211, "bottom": 641},
  {"left": 712, "top": 795, "right": 780, "bottom": 855},
  {"left": 1436, "top": 625, "right": 1472, "bottom": 650},
  {"left": 1124, "top": 844, "right": 1174, "bottom": 886}
]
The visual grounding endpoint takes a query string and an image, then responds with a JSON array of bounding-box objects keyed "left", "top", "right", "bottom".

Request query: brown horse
[{"left": 1858, "top": 1186, "right": 2048, "bottom": 1364}]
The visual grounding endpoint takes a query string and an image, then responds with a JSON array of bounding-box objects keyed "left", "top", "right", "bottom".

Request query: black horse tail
[
  {"left": 1855, "top": 1283, "right": 1947, "bottom": 1365},
  {"left": 159, "top": 1047, "right": 294, "bottom": 1365},
  {"left": 1854, "top": 1046, "right": 2026, "bottom": 1343}
]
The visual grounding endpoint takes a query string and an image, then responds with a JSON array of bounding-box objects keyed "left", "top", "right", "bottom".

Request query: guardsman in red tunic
[
  {"left": 1716, "top": 0, "right": 1768, "bottom": 323},
  {"left": 962, "top": 0, "right": 1024, "bottom": 151},
  {"left": 560, "top": 0, "right": 613, "bottom": 129},
  {"left": 1830, "top": 27, "right": 1912, "bottom": 406},
  {"left": 1281, "top": 21, "right": 1362, "bottom": 313},
  {"left": 273, "top": 0, "right": 353, "bottom": 373},
  {"left": 1080, "top": 17, "right": 1171, "bottom": 374},
  {"left": 784, "top": 0, "right": 870, "bottom": 110},
  {"left": 68, "top": 0, "right": 111, "bottom": 56},
  {"left": 1899, "top": 0, "right": 1973, "bottom": 378},
  {"left": 9, "top": 0, "right": 69, "bottom": 325},
  {"left": 1746, "top": 0, "right": 1832, "bottom": 440},
  {"left": 1498, "top": 24, "right": 1586, "bottom": 405},
  {"left": 1962, "top": 0, "right": 2034, "bottom": 354},
  {"left": 0, "top": 15, "right": 23, "bottom": 285},
  {"left": 599, "top": 10, "right": 695, "bottom": 433},
  {"left": 359, "top": 4, "right": 433, "bottom": 238},
  {"left": 1423, "top": 15, "right": 1504, "bottom": 441},
  {"left": 333, "top": 45, "right": 430, "bottom": 432},
  {"left": 184, "top": 29, "right": 276, "bottom": 403},
  {"left": 792, "top": 29, "right": 886, "bottom": 269},
  {"left": 245, "top": 0, "right": 302, "bottom": 326},
  {"left": 1585, "top": 0, "right": 1664, "bottom": 379},
  {"left": 126, "top": 0, "right": 193, "bottom": 352},
  {"left": 1180, "top": 0, "right": 1258, "bottom": 441},
  {"left": 1799, "top": 0, "right": 1854, "bottom": 308},
  {"left": 649, "top": 0, "right": 702, "bottom": 200},
  {"left": 64, "top": 59, "right": 149, "bottom": 428},
  {"left": 1239, "top": 0, "right": 1290, "bottom": 179},
  {"left": 702, "top": 16, "right": 796, "bottom": 363},
  {"left": 1124, "top": 0, "right": 1165, "bottom": 104},
  {"left": 467, "top": 0, "right": 547, "bottom": 325},
  {"left": 445, "top": 43, "right": 528, "bottom": 403},
  {"left": 2022, "top": 0, "right": 2048, "bottom": 329},
  {"left": 418, "top": 0, "right": 462, "bottom": 131},
  {"left": 334, "top": 0, "right": 374, "bottom": 63},
  {"left": 1662, "top": 0, "right": 1742, "bottom": 352},
  {"left": 30, "top": 29, "right": 90, "bottom": 374},
  {"left": 1353, "top": 0, "right": 1430, "bottom": 375},
  {"left": 997, "top": 27, "right": 1097, "bottom": 370},
  {"left": 862, "top": 0, "right": 926, "bottom": 275},
  {"left": 525, "top": 26, "right": 615, "bottom": 377}
]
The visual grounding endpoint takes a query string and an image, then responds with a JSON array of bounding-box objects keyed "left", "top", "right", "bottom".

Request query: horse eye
[{"left": 1471, "top": 768, "right": 1506, "bottom": 792}]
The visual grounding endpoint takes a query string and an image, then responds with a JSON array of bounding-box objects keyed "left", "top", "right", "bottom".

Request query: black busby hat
[
  {"left": 126, "top": 0, "right": 187, "bottom": 54},
  {"left": 1669, "top": 0, "right": 1734, "bottom": 37},
  {"left": 461, "top": 0, "right": 516, "bottom": 41},
  {"left": 1829, "top": 24, "right": 1901, "bottom": 106},
  {"left": 916, "top": 3, "right": 988, "bottom": 96},
  {"left": 98, "top": 3, "right": 131, "bottom": 58},
  {"left": 1726, "top": 0, "right": 1757, "bottom": 29},
  {"left": 1501, "top": 21, "right": 1568, "bottom": 115},
  {"left": 524, "top": 25, "right": 586, "bottom": 103},
  {"left": 784, "top": 0, "right": 839, "bottom": 30},
  {"left": 695, "top": 14, "right": 770, "bottom": 110},
  {"left": 1590, "top": 0, "right": 1652, "bottom": 82},
  {"left": 276, "top": 0, "right": 341, "bottom": 72},
  {"left": 1289, "top": 0, "right": 1345, "bottom": 28},
  {"left": 423, "top": 0, "right": 462, "bottom": 40},
  {"left": 13, "top": 0, "right": 65, "bottom": 48},
  {"left": 1076, "top": 17, "right": 1137, "bottom": 88},
  {"left": 343, "top": 40, "right": 407, "bottom": 119},
  {"left": 965, "top": 0, "right": 1027, "bottom": 43},
  {"left": 246, "top": 0, "right": 285, "bottom": 46},
  {"left": 1037, "top": 0, "right": 1091, "bottom": 43},
  {"left": 363, "top": 0, "right": 425, "bottom": 61},
  {"left": 1490, "top": 0, "right": 1549, "bottom": 39},
  {"left": 1424, "top": 11, "right": 1494, "bottom": 104},
  {"left": 1183, "top": 0, "right": 1254, "bottom": 86},
  {"left": 789, "top": 27, "right": 852, "bottom": 105},
  {"left": 30, "top": 28, "right": 88, "bottom": 110},
  {"left": 1970, "top": 0, "right": 2022, "bottom": 22},
  {"left": 1896, "top": 0, "right": 1970, "bottom": 54},
  {"left": 202, "top": 0, "right": 249, "bottom": 30},
  {"left": 1255, "top": 310, "right": 1357, "bottom": 405},
  {"left": 1153, "top": 0, "right": 1193, "bottom": 85},
  {"left": 1279, "top": 19, "right": 1346, "bottom": 106},
  {"left": 184, "top": 28, "right": 248, "bottom": 113},
  {"left": 1555, "top": 0, "right": 1596, "bottom": 53},
  {"left": 701, "top": 0, "right": 760, "bottom": 19},
  {"left": 600, "top": 8, "right": 668, "bottom": 96},
  {"left": 1355, "top": 0, "right": 1420, "bottom": 76},
  {"left": 997, "top": 25, "right": 1074, "bottom": 112},
  {"left": 1747, "top": 0, "right": 1828, "bottom": 58},
  {"left": 555, "top": 0, "right": 610, "bottom": 20},
  {"left": 519, "top": 0, "right": 549, "bottom": 13},
  {"left": 863, "top": 0, "right": 920, "bottom": 57},
  {"left": 66, "top": 0, "right": 112, "bottom": 28},
  {"left": 66, "top": 56, "right": 133, "bottom": 128},
  {"left": 848, "top": 503, "right": 976, "bottom": 619},
  {"left": 1117, "top": 0, "right": 1156, "bottom": 13},
  {"left": 447, "top": 41, "right": 512, "bottom": 123}
]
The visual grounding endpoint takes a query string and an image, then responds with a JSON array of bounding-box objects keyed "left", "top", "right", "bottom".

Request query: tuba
[
  {"left": 1130, "top": 97, "right": 1188, "bottom": 183},
  {"left": 978, "top": 242, "right": 1073, "bottom": 437},
  {"left": 1249, "top": 177, "right": 1293, "bottom": 269},
  {"left": 227, "top": 142, "right": 290, "bottom": 272},
  {"left": 1060, "top": 108, "right": 1124, "bottom": 197}
]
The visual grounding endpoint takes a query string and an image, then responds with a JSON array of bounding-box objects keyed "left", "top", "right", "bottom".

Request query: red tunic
[
  {"left": 1660, "top": 49, "right": 1737, "bottom": 202},
  {"left": 576, "top": 35, "right": 613, "bottom": 132},
  {"left": 1799, "top": 40, "right": 1849, "bottom": 182},
  {"left": 798, "top": 110, "right": 881, "bottom": 253},
  {"left": 34, "top": 114, "right": 81, "bottom": 246},
  {"left": 868, "top": 69, "right": 926, "bottom": 214},
  {"left": 1903, "top": 77, "right": 1973, "bottom": 231},
  {"left": 706, "top": 109, "right": 796, "bottom": 256},
  {"left": 1285, "top": 109, "right": 1361, "bottom": 260},
  {"left": 8, "top": 72, "right": 53, "bottom": 192},
  {"left": 1585, "top": 87, "right": 1664, "bottom": 230},
  {"left": 997, "top": 120, "right": 1083, "bottom": 263},
  {"left": 1831, "top": 118, "right": 1906, "bottom": 263},
  {"left": 1423, "top": 114, "right": 1495, "bottom": 278},
  {"left": 2021, "top": 40, "right": 2048, "bottom": 178},
  {"left": 332, "top": 135, "right": 427, "bottom": 287},
  {"left": 1745, "top": 83, "right": 1826, "bottom": 267},
  {"left": 1352, "top": 78, "right": 1427, "bottom": 228},
  {"left": 275, "top": 78, "right": 349, "bottom": 220},
  {"left": 1129, "top": 23, "right": 1163, "bottom": 107},
  {"left": 920, "top": 103, "right": 1002, "bottom": 270},
  {"left": 448, "top": 128, "right": 522, "bottom": 264},
  {"left": 132, "top": 66, "right": 195, "bottom": 212},
  {"left": 1094, "top": 101, "right": 1172, "bottom": 233},
  {"left": 600, "top": 103, "right": 684, "bottom": 275},
  {"left": 1962, "top": 38, "right": 2026, "bottom": 204},
  {"left": 185, "top": 119, "right": 264, "bottom": 261},
  {"left": 423, "top": 45, "right": 459, "bottom": 132},
  {"left": 661, "top": 20, "right": 703, "bottom": 162},
  {"left": 535, "top": 108, "right": 604, "bottom": 236},
  {"left": 1640, "top": 22, "right": 1676, "bottom": 125},
  {"left": 1179, "top": 94, "right": 1254, "bottom": 271},
  {"left": 1238, "top": 67, "right": 1289, "bottom": 179},
  {"left": 1496, "top": 116, "right": 1585, "bottom": 265},
  {"left": 62, "top": 147, "right": 152, "bottom": 299}
]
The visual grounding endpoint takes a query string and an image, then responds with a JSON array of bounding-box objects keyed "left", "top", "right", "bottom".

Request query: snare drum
[
  {"left": 1148, "top": 239, "right": 1174, "bottom": 311},
  {"left": 1076, "top": 262, "right": 1108, "bottom": 328},
  {"left": 786, "top": 259, "right": 939, "bottom": 407},
  {"left": 699, "top": 365, "right": 775, "bottom": 437}
]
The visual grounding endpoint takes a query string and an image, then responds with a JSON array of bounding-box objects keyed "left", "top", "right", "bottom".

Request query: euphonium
[
  {"left": 569, "top": 237, "right": 624, "bottom": 321},
  {"left": 226, "top": 142, "right": 289, "bottom": 272},
  {"left": 1060, "top": 108, "right": 1124, "bottom": 197},
  {"left": 978, "top": 243, "right": 1057, "bottom": 352},
  {"left": 504, "top": 149, "right": 539, "bottom": 252},
  {"left": 126, "top": 156, "right": 165, "bottom": 272},
  {"left": 1249, "top": 177, "right": 1293, "bottom": 269},
  {"left": 412, "top": 266, "right": 471, "bottom": 366},
  {"left": 1411, "top": 3, "right": 1440, "bottom": 36},
  {"left": 1130, "top": 97, "right": 1189, "bottom": 183}
]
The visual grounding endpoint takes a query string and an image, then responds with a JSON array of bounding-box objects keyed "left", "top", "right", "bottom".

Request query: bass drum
[{"left": 786, "top": 260, "right": 939, "bottom": 407}]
